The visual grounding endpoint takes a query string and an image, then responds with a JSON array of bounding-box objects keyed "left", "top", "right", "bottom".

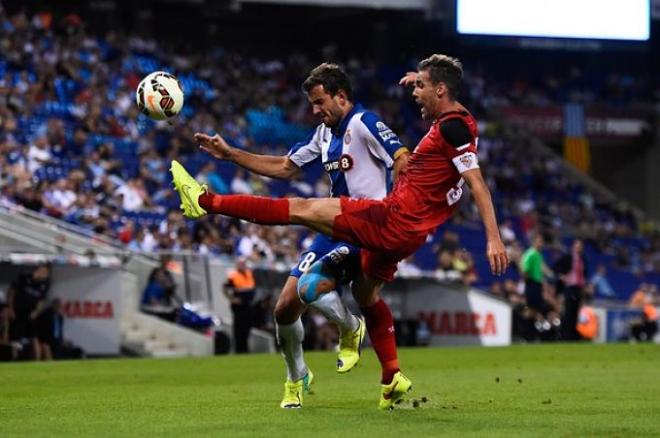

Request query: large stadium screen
[{"left": 456, "top": 0, "right": 650, "bottom": 41}]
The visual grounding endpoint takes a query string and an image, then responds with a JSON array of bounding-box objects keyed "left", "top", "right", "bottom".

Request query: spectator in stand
[
  {"left": 499, "top": 219, "right": 517, "bottom": 245},
  {"left": 116, "top": 178, "right": 150, "bottom": 212},
  {"left": 223, "top": 257, "right": 257, "bottom": 353},
  {"left": 16, "top": 186, "right": 44, "bottom": 212},
  {"left": 434, "top": 230, "right": 460, "bottom": 254},
  {"left": 398, "top": 255, "right": 423, "bottom": 278},
  {"left": 236, "top": 225, "right": 274, "bottom": 263},
  {"left": 118, "top": 220, "right": 136, "bottom": 245},
  {"left": 27, "top": 135, "right": 52, "bottom": 174},
  {"left": 44, "top": 178, "right": 77, "bottom": 218},
  {"left": 588, "top": 264, "right": 616, "bottom": 298},
  {"left": 64, "top": 128, "right": 89, "bottom": 158},
  {"left": 195, "top": 162, "right": 230, "bottom": 195},
  {"left": 141, "top": 256, "right": 180, "bottom": 321},
  {"left": 453, "top": 249, "right": 478, "bottom": 286},
  {"left": 435, "top": 250, "right": 463, "bottom": 283},
  {"left": 230, "top": 169, "right": 253, "bottom": 195}
]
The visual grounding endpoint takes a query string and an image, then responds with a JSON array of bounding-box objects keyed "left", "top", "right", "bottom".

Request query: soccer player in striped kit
[{"left": 193, "top": 63, "right": 410, "bottom": 409}]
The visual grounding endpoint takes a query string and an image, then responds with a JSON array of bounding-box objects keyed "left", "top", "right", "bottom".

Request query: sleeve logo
[{"left": 375, "top": 121, "right": 399, "bottom": 143}]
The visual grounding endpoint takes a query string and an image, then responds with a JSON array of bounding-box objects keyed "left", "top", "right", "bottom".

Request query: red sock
[
  {"left": 198, "top": 193, "right": 290, "bottom": 225},
  {"left": 361, "top": 298, "right": 400, "bottom": 384}
]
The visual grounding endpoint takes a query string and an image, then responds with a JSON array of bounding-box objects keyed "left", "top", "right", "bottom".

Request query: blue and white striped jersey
[{"left": 288, "top": 104, "right": 406, "bottom": 200}]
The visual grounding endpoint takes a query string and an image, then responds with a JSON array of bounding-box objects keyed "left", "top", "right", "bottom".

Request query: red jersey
[{"left": 386, "top": 110, "right": 479, "bottom": 234}]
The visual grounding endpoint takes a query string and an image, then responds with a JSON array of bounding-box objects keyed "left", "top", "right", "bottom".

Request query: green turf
[{"left": 1, "top": 343, "right": 659, "bottom": 437}]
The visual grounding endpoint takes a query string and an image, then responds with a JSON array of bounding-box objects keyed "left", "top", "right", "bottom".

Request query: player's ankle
[{"left": 381, "top": 364, "right": 400, "bottom": 384}]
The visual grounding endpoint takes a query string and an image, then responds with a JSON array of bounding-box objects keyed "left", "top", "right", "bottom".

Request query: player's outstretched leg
[
  {"left": 170, "top": 160, "right": 341, "bottom": 235},
  {"left": 170, "top": 160, "right": 291, "bottom": 223},
  {"left": 297, "top": 259, "right": 366, "bottom": 374},
  {"left": 275, "top": 277, "right": 313, "bottom": 409}
]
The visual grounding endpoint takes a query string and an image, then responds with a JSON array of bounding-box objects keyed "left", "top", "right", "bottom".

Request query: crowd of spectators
[{"left": 0, "top": 5, "right": 658, "bottom": 315}]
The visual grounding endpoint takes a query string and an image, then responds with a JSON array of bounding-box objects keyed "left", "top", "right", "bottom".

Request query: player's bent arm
[
  {"left": 463, "top": 168, "right": 509, "bottom": 275},
  {"left": 196, "top": 132, "right": 301, "bottom": 180},
  {"left": 392, "top": 150, "right": 409, "bottom": 183},
  {"left": 226, "top": 148, "right": 301, "bottom": 180},
  {"left": 462, "top": 168, "right": 499, "bottom": 240}
]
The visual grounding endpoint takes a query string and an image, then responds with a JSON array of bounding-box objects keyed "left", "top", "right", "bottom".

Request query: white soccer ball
[{"left": 136, "top": 71, "right": 184, "bottom": 121}]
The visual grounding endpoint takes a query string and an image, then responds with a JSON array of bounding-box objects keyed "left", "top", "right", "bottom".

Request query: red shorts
[{"left": 332, "top": 197, "right": 427, "bottom": 283}]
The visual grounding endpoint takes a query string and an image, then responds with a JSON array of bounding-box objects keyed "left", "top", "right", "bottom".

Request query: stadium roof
[{"left": 236, "top": 0, "right": 430, "bottom": 10}]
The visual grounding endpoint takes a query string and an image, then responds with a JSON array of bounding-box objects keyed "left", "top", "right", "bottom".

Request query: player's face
[
  {"left": 307, "top": 85, "right": 344, "bottom": 127},
  {"left": 412, "top": 70, "right": 440, "bottom": 120}
]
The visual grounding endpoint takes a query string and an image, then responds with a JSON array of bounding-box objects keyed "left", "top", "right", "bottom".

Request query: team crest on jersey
[
  {"left": 344, "top": 129, "right": 352, "bottom": 145},
  {"left": 459, "top": 155, "right": 473, "bottom": 168}
]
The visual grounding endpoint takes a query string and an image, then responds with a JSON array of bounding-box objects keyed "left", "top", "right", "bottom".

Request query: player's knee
[
  {"left": 289, "top": 198, "right": 329, "bottom": 224},
  {"left": 288, "top": 198, "right": 314, "bottom": 223},
  {"left": 352, "top": 277, "right": 382, "bottom": 307},
  {"left": 352, "top": 289, "right": 380, "bottom": 307},
  {"left": 297, "top": 262, "right": 335, "bottom": 304}
]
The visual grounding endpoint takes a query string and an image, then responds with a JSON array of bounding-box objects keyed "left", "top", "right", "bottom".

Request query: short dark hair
[
  {"left": 417, "top": 54, "right": 463, "bottom": 99},
  {"left": 302, "top": 63, "right": 353, "bottom": 101}
]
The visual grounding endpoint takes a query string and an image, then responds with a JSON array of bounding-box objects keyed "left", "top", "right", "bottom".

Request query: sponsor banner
[
  {"left": 385, "top": 280, "right": 511, "bottom": 346},
  {"left": 500, "top": 107, "right": 649, "bottom": 141},
  {"left": 51, "top": 266, "right": 121, "bottom": 355},
  {"left": 3, "top": 253, "right": 122, "bottom": 268},
  {"left": 604, "top": 308, "right": 641, "bottom": 342}
]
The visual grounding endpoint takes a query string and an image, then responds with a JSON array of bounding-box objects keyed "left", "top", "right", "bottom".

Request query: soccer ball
[{"left": 136, "top": 71, "right": 184, "bottom": 121}]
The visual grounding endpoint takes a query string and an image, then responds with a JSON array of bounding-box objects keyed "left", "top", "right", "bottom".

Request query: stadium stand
[{"left": 0, "top": 3, "right": 658, "bottom": 357}]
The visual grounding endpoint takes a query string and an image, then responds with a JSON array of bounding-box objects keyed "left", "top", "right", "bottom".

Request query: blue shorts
[{"left": 290, "top": 234, "right": 360, "bottom": 286}]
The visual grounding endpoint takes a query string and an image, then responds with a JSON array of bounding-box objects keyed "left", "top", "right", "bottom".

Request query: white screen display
[{"left": 457, "top": 0, "right": 650, "bottom": 41}]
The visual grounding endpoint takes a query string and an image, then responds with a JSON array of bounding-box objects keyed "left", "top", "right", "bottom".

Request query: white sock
[
  {"left": 276, "top": 318, "right": 307, "bottom": 382},
  {"left": 309, "top": 291, "right": 359, "bottom": 334}
]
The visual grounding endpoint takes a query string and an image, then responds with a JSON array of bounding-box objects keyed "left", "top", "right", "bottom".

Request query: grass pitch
[{"left": 1, "top": 343, "right": 659, "bottom": 437}]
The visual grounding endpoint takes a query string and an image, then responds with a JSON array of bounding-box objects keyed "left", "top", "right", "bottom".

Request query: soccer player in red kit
[{"left": 171, "top": 54, "right": 509, "bottom": 409}]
